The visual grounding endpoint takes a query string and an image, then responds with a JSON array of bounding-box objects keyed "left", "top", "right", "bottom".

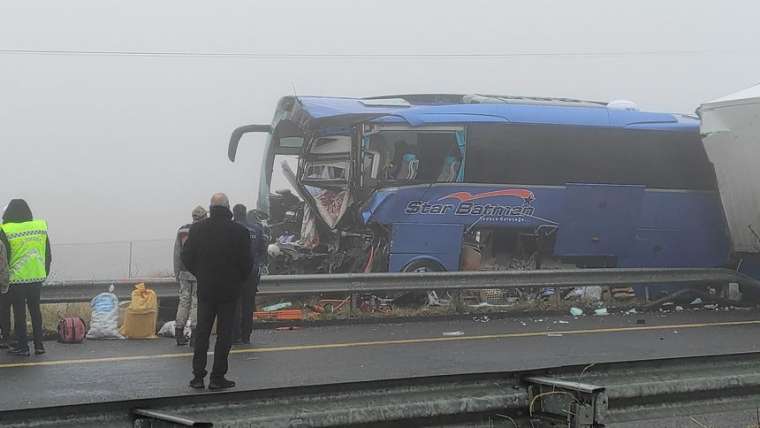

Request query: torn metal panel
[{"left": 699, "top": 84, "right": 760, "bottom": 253}]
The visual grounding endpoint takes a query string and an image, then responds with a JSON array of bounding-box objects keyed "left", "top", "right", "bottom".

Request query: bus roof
[{"left": 286, "top": 94, "right": 698, "bottom": 131}]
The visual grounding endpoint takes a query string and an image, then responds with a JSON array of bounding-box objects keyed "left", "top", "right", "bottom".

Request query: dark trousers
[
  {"left": 232, "top": 270, "right": 258, "bottom": 342},
  {"left": 193, "top": 299, "right": 236, "bottom": 380},
  {"left": 233, "top": 284, "right": 256, "bottom": 342},
  {"left": 0, "top": 291, "right": 11, "bottom": 343},
  {"left": 10, "top": 283, "right": 43, "bottom": 348}
]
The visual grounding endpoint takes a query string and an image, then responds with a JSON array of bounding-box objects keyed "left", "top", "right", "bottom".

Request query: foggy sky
[{"left": 1, "top": 0, "right": 759, "bottom": 245}]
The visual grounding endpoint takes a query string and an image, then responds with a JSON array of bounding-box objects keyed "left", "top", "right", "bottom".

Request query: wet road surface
[{"left": 1, "top": 309, "right": 759, "bottom": 411}]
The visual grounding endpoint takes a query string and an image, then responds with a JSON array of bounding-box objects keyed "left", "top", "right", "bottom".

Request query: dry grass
[{"left": 40, "top": 303, "right": 91, "bottom": 333}]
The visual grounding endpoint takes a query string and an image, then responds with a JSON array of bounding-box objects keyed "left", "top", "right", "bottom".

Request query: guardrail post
[
  {"left": 348, "top": 293, "right": 356, "bottom": 320},
  {"left": 453, "top": 290, "right": 464, "bottom": 314},
  {"left": 128, "top": 241, "right": 133, "bottom": 279}
]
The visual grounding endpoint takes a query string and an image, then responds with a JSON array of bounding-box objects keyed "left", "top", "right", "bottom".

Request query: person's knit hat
[{"left": 191, "top": 205, "right": 208, "bottom": 221}]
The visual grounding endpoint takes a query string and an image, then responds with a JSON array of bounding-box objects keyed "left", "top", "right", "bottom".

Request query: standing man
[
  {"left": 0, "top": 199, "right": 52, "bottom": 356},
  {"left": 181, "top": 193, "right": 252, "bottom": 390},
  {"left": 0, "top": 237, "right": 9, "bottom": 349},
  {"left": 172, "top": 205, "right": 207, "bottom": 346},
  {"left": 244, "top": 209, "right": 268, "bottom": 343},
  {"left": 231, "top": 204, "right": 266, "bottom": 345}
]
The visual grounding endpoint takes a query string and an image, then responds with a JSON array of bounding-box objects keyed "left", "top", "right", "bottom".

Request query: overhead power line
[{"left": 0, "top": 48, "right": 735, "bottom": 60}]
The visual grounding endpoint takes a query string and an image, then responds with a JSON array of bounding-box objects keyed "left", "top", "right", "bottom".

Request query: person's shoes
[
  {"left": 176, "top": 328, "right": 188, "bottom": 346},
  {"left": 8, "top": 346, "right": 30, "bottom": 356},
  {"left": 34, "top": 344, "right": 46, "bottom": 355},
  {"left": 189, "top": 376, "right": 205, "bottom": 389},
  {"left": 208, "top": 378, "right": 236, "bottom": 390}
]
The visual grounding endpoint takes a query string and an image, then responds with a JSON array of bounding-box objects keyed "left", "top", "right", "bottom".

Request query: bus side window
[{"left": 365, "top": 131, "right": 462, "bottom": 185}]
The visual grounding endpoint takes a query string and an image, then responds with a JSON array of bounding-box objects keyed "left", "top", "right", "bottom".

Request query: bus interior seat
[
  {"left": 395, "top": 153, "right": 420, "bottom": 180},
  {"left": 437, "top": 155, "right": 461, "bottom": 182}
]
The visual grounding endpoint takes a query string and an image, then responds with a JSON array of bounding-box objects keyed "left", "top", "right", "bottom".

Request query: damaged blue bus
[{"left": 229, "top": 94, "right": 730, "bottom": 276}]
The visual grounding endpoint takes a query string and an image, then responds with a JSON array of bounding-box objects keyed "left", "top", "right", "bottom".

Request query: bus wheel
[
  {"left": 402, "top": 259, "right": 446, "bottom": 273},
  {"left": 401, "top": 260, "right": 447, "bottom": 306}
]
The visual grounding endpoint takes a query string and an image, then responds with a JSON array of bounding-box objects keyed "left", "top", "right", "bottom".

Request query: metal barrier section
[{"left": 40, "top": 267, "right": 760, "bottom": 303}]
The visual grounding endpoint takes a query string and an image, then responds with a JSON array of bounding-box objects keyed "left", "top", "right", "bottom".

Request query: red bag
[{"left": 58, "top": 317, "right": 87, "bottom": 344}]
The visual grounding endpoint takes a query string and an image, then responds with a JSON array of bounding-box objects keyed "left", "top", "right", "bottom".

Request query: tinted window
[{"left": 464, "top": 124, "right": 716, "bottom": 190}]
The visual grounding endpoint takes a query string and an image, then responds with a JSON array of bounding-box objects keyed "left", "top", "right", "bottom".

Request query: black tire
[{"left": 402, "top": 259, "right": 446, "bottom": 273}]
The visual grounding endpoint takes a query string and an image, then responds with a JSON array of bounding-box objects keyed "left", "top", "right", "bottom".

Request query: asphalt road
[{"left": 1, "top": 308, "right": 759, "bottom": 412}]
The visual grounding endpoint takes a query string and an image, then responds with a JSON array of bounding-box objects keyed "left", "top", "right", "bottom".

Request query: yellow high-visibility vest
[{"left": 1, "top": 220, "right": 49, "bottom": 284}]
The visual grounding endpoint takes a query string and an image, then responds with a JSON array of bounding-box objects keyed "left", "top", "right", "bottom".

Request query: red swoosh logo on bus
[{"left": 439, "top": 189, "right": 535, "bottom": 203}]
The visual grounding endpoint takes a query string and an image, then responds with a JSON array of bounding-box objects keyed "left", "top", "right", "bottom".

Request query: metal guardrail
[
  {"left": 3, "top": 352, "right": 760, "bottom": 427},
  {"left": 40, "top": 267, "right": 760, "bottom": 304}
]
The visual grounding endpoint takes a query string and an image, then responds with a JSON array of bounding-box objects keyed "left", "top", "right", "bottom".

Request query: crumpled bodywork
[{"left": 700, "top": 84, "right": 760, "bottom": 253}]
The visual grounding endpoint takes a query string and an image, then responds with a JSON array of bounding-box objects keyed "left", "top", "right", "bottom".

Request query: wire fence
[{"left": 48, "top": 239, "right": 174, "bottom": 282}]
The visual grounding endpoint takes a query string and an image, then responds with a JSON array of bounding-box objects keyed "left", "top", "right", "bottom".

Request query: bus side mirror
[{"left": 228, "top": 124, "right": 273, "bottom": 161}]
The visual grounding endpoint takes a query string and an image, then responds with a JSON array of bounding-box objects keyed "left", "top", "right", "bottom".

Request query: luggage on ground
[{"left": 58, "top": 317, "right": 87, "bottom": 344}]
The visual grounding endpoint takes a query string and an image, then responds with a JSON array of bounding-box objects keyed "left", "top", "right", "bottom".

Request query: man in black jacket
[
  {"left": 231, "top": 204, "right": 267, "bottom": 345},
  {"left": 181, "top": 193, "right": 252, "bottom": 390}
]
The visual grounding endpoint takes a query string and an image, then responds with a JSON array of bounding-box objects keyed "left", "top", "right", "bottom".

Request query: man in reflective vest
[
  {"left": 0, "top": 199, "right": 52, "bottom": 356},
  {"left": 0, "top": 238, "right": 9, "bottom": 348}
]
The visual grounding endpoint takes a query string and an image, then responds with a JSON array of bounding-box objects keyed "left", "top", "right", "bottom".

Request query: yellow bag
[
  {"left": 119, "top": 283, "right": 158, "bottom": 339},
  {"left": 127, "top": 283, "right": 158, "bottom": 312}
]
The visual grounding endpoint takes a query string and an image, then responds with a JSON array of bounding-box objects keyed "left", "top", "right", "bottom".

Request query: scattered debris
[
  {"left": 611, "top": 287, "right": 636, "bottom": 299},
  {"left": 690, "top": 298, "right": 703, "bottom": 305},
  {"left": 468, "top": 302, "right": 514, "bottom": 309},
  {"left": 594, "top": 308, "right": 609, "bottom": 316},
  {"left": 318, "top": 297, "right": 351, "bottom": 313},
  {"left": 427, "top": 291, "right": 450, "bottom": 306},
  {"left": 557, "top": 320, "right": 570, "bottom": 324},
  {"left": 728, "top": 282, "right": 743, "bottom": 302},
  {"left": 675, "top": 305, "right": 684, "bottom": 312},
  {"left": 275, "top": 326, "right": 302, "bottom": 331},
  {"left": 673, "top": 330, "right": 679, "bottom": 334},
  {"left": 256, "top": 309, "right": 304, "bottom": 321},
  {"left": 565, "top": 286, "right": 602, "bottom": 302},
  {"left": 625, "top": 308, "right": 638, "bottom": 315},
  {"left": 263, "top": 302, "right": 293, "bottom": 312},
  {"left": 570, "top": 307, "right": 584, "bottom": 316},
  {"left": 540, "top": 288, "right": 555, "bottom": 298},
  {"left": 359, "top": 295, "right": 393, "bottom": 313},
  {"left": 443, "top": 331, "right": 465, "bottom": 337},
  {"left": 566, "top": 288, "right": 585, "bottom": 299},
  {"left": 704, "top": 304, "right": 719, "bottom": 310},
  {"left": 158, "top": 320, "right": 195, "bottom": 338},
  {"left": 473, "top": 315, "right": 490, "bottom": 323},
  {"left": 520, "top": 321, "right": 528, "bottom": 327}
]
